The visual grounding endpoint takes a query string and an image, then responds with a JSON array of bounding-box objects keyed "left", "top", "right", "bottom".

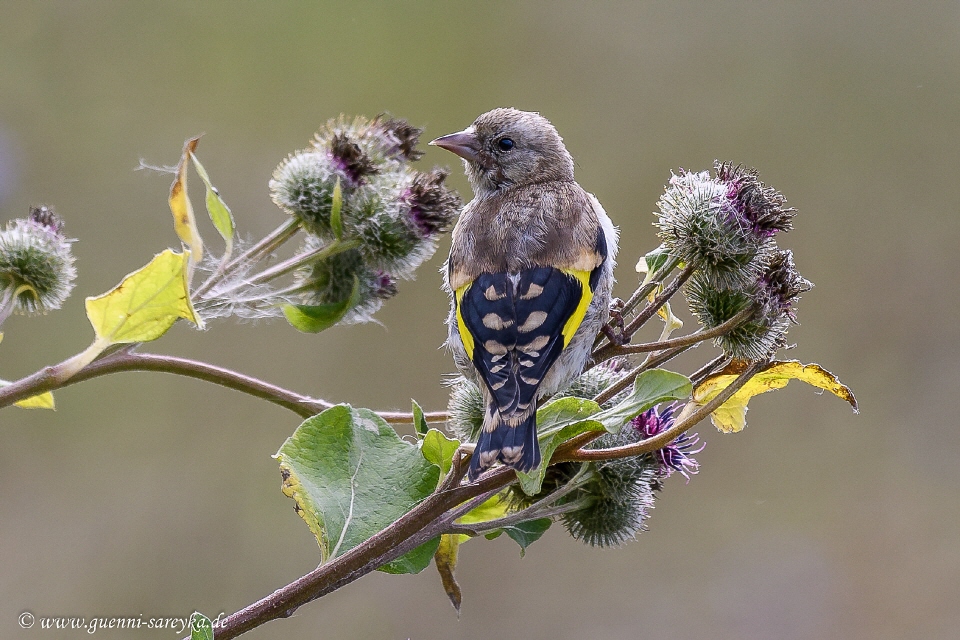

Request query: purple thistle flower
[
  {"left": 329, "top": 134, "right": 378, "bottom": 185},
  {"left": 631, "top": 404, "right": 704, "bottom": 481},
  {"left": 758, "top": 248, "right": 812, "bottom": 324},
  {"left": 372, "top": 270, "right": 398, "bottom": 300},
  {"left": 715, "top": 161, "right": 795, "bottom": 238},
  {"left": 403, "top": 168, "right": 461, "bottom": 237}
]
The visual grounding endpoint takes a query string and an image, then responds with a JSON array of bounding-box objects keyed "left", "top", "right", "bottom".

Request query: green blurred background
[{"left": 1, "top": 2, "right": 957, "bottom": 638}]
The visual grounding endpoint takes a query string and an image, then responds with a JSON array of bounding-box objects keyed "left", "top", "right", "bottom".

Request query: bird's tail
[{"left": 468, "top": 404, "right": 541, "bottom": 481}]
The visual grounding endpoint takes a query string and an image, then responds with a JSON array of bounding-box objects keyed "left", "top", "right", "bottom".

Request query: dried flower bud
[
  {"left": 329, "top": 133, "right": 378, "bottom": 184},
  {"left": 403, "top": 168, "right": 461, "bottom": 237},
  {"left": 686, "top": 248, "right": 811, "bottom": 360},
  {"left": 0, "top": 206, "right": 76, "bottom": 319},
  {"left": 757, "top": 248, "right": 812, "bottom": 323},
  {"left": 312, "top": 115, "right": 423, "bottom": 169},
  {"left": 373, "top": 116, "right": 424, "bottom": 161},
  {"left": 715, "top": 161, "right": 795, "bottom": 237}
]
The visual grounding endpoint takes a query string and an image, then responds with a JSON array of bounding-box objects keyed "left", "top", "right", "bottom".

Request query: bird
[{"left": 431, "top": 108, "right": 618, "bottom": 480}]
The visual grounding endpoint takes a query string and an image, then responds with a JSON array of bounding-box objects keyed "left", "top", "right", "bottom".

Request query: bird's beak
[{"left": 429, "top": 129, "right": 480, "bottom": 163}]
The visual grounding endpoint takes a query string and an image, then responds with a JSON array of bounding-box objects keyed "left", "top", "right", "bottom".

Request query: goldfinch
[{"left": 432, "top": 108, "right": 618, "bottom": 480}]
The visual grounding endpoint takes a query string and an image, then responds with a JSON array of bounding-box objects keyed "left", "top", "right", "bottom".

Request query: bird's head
[{"left": 430, "top": 108, "right": 574, "bottom": 195}]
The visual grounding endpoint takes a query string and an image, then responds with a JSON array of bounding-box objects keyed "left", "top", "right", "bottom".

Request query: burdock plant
[
  {"left": 0, "top": 205, "right": 76, "bottom": 325},
  {"left": 0, "top": 129, "right": 856, "bottom": 639}
]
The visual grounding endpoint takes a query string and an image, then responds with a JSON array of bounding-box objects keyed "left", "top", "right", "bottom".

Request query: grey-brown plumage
[{"left": 432, "top": 108, "right": 618, "bottom": 479}]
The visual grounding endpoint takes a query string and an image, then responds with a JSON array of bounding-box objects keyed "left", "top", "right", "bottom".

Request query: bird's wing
[{"left": 453, "top": 226, "right": 609, "bottom": 423}]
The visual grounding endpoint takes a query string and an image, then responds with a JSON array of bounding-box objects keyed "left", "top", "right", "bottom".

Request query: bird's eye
[{"left": 497, "top": 137, "right": 515, "bottom": 152}]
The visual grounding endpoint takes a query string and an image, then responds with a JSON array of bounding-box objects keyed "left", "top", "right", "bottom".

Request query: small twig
[
  {"left": 379, "top": 410, "right": 449, "bottom": 424},
  {"left": 242, "top": 237, "right": 361, "bottom": 288},
  {"left": 194, "top": 218, "right": 301, "bottom": 298},
  {"left": 591, "top": 344, "right": 693, "bottom": 406},
  {"left": 620, "top": 264, "right": 695, "bottom": 341},
  {"left": 690, "top": 354, "right": 729, "bottom": 387},
  {"left": 448, "top": 467, "right": 592, "bottom": 535},
  {"left": 593, "top": 255, "right": 680, "bottom": 349},
  {"left": 593, "top": 306, "right": 754, "bottom": 363},
  {"left": 446, "top": 501, "right": 587, "bottom": 537}
]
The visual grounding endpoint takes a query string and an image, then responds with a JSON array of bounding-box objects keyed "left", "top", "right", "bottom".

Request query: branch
[
  {"left": 379, "top": 410, "right": 449, "bottom": 425},
  {"left": 0, "top": 349, "right": 331, "bottom": 417},
  {"left": 560, "top": 359, "right": 766, "bottom": 463},
  {"left": 591, "top": 343, "right": 693, "bottom": 406},
  {"left": 204, "top": 466, "right": 518, "bottom": 640},
  {"left": 594, "top": 254, "right": 681, "bottom": 349},
  {"left": 620, "top": 264, "right": 695, "bottom": 340},
  {"left": 593, "top": 306, "right": 754, "bottom": 363}
]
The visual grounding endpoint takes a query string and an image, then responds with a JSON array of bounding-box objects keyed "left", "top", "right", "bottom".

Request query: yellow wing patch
[
  {"left": 454, "top": 282, "right": 475, "bottom": 359},
  {"left": 560, "top": 270, "right": 593, "bottom": 348}
]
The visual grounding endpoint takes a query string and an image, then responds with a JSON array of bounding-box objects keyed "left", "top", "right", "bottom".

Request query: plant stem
[
  {"left": 593, "top": 254, "right": 680, "bottom": 349},
  {"left": 194, "top": 218, "right": 301, "bottom": 298},
  {"left": 242, "top": 237, "right": 361, "bottom": 288},
  {"left": 593, "top": 306, "right": 754, "bottom": 363},
  {"left": 0, "top": 348, "right": 332, "bottom": 417},
  {"left": 202, "top": 467, "right": 518, "bottom": 640},
  {"left": 591, "top": 343, "right": 693, "bottom": 406},
  {"left": 379, "top": 410, "right": 449, "bottom": 424},
  {"left": 620, "top": 263, "right": 695, "bottom": 340},
  {"left": 561, "top": 360, "right": 765, "bottom": 463}
]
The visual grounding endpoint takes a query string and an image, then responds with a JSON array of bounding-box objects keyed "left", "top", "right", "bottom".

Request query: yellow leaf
[
  {"left": 434, "top": 534, "right": 462, "bottom": 612},
  {"left": 85, "top": 249, "right": 203, "bottom": 345},
  {"left": 169, "top": 137, "right": 203, "bottom": 262},
  {"left": 693, "top": 360, "right": 858, "bottom": 433},
  {"left": 0, "top": 379, "right": 55, "bottom": 410}
]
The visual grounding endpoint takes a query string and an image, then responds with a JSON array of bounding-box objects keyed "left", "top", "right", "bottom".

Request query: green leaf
[
  {"left": 379, "top": 537, "right": 441, "bottom": 574},
  {"left": 420, "top": 428, "right": 459, "bottom": 477},
  {"left": 282, "top": 275, "right": 361, "bottom": 333},
  {"left": 276, "top": 405, "right": 441, "bottom": 572},
  {"left": 636, "top": 244, "right": 672, "bottom": 285},
  {"left": 189, "top": 612, "right": 213, "bottom": 640},
  {"left": 516, "top": 397, "right": 605, "bottom": 495},
  {"left": 190, "top": 152, "right": 236, "bottom": 259},
  {"left": 330, "top": 177, "right": 343, "bottom": 240},
  {"left": 85, "top": 249, "right": 204, "bottom": 344},
  {"left": 503, "top": 518, "right": 552, "bottom": 555},
  {"left": 517, "top": 369, "right": 692, "bottom": 495},
  {"left": 412, "top": 399, "right": 429, "bottom": 439},
  {"left": 592, "top": 368, "right": 692, "bottom": 433},
  {"left": 169, "top": 137, "right": 203, "bottom": 262}
]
